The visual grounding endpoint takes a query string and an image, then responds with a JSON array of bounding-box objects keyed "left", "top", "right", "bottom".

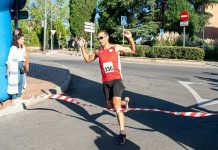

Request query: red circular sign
[{"left": 180, "top": 11, "right": 189, "bottom": 21}]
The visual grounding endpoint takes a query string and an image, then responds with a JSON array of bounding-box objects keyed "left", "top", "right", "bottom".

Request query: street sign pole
[
  {"left": 122, "top": 25, "right": 124, "bottom": 45},
  {"left": 180, "top": 11, "right": 189, "bottom": 47},
  {"left": 90, "top": 25, "right": 93, "bottom": 53},
  {"left": 183, "top": 27, "right": 186, "bottom": 47},
  {"left": 84, "top": 22, "right": 95, "bottom": 54},
  {"left": 121, "top": 16, "right": 127, "bottom": 45},
  {"left": 51, "top": 30, "right": 56, "bottom": 50}
]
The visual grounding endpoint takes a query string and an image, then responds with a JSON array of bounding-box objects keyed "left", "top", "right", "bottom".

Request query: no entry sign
[{"left": 180, "top": 11, "right": 189, "bottom": 21}]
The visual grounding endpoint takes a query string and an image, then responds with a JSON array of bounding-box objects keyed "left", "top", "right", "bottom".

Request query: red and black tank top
[{"left": 97, "top": 46, "right": 122, "bottom": 82}]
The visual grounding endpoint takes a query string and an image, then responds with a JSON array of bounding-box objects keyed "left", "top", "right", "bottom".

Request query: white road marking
[{"left": 178, "top": 81, "right": 217, "bottom": 107}]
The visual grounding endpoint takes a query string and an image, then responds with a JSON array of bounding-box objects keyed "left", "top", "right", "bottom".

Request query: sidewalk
[{"left": 0, "top": 56, "right": 71, "bottom": 117}]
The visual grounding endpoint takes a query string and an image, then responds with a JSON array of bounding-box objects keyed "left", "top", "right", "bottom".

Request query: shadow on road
[
  {"left": 196, "top": 72, "right": 218, "bottom": 92},
  {"left": 62, "top": 74, "right": 218, "bottom": 150},
  {"left": 26, "top": 62, "right": 218, "bottom": 149},
  {"left": 27, "top": 62, "right": 69, "bottom": 92}
]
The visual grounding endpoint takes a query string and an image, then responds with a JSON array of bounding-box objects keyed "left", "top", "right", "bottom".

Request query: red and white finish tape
[
  {"left": 109, "top": 108, "right": 216, "bottom": 117},
  {"left": 48, "top": 94, "right": 98, "bottom": 107},
  {"left": 48, "top": 94, "right": 217, "bottom": 118}
]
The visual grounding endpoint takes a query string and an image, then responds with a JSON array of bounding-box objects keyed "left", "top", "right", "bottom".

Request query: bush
[
  {"left": 112, "top": 44, "right": 205, "bottom": 60},
  {"left": 151, "top": 46, "right": 205, "bottom": 60},
  {"left": 204, "top": 46, "right": 218, "bottom": 60},
  {"left": 120, "top": 45, "right": 152, "bottom": 57}
]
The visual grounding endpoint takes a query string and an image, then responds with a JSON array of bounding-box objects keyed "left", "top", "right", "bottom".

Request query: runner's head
[{"left": 97, "top": 30, "right": 109, "bottom": 47}]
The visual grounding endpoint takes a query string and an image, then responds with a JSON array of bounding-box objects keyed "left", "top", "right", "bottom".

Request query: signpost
[
  {"left": 160, "top": 28, "right": 164, "bottom": 37},
  {"left": 121, "top": 16, "right": 127, "bottom": 45},
  {"left": 84, "top": 22, "right": 95, "bottom": 53},
  {"left": 51, "top": 30, "right": 56, "bottom": 50},
  {"left": 180, "top": 11, "right": 189, "bottom": 46},
  {"left": 66, "top": 36, "right": 71, "bottom": 49}
]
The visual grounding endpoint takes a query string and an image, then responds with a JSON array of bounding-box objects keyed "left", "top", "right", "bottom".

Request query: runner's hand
[
  {"left": 123, "top": 30, "right": 132, "bottom": 39},
  {"left": 79, "top": 38, "right": 86, "bottom": 48}
]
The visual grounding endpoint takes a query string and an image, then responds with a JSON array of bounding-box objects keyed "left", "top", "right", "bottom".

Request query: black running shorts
[{"left": 103, "top": 79, "right": 125, "bottom": 101}]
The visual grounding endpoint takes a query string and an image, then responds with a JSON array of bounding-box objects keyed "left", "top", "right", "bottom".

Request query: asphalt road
[{"left": 0, "top": 53, "right": 217, "bottom": 150}]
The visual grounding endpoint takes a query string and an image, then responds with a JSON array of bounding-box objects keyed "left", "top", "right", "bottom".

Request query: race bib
[{"left": 103, "top": 62, "right": 114, "bottom": 73}]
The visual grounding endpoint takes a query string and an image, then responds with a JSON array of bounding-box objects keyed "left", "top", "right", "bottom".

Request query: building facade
[{"left": 204, "top": 4, "right": 218, "bottom": 39}]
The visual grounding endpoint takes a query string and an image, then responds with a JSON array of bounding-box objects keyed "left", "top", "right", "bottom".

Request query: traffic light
[
  {"left": 11, "top": 11, "right": 28, "bottom": 20},
  {"left": 11, "top": 0, "right": 28, "bottom": 20}
]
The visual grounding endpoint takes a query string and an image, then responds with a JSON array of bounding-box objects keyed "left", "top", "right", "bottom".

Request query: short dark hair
[
  {"left": 12, "top": 34, "right": 24, "bottom": 48},
  {"left": 98, "top": 30, "right": 109, "bottom": 36}
]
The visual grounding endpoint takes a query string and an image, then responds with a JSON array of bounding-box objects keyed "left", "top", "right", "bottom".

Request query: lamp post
[{"left": 43, "top": 1, "right": 47, "bottom": 51}]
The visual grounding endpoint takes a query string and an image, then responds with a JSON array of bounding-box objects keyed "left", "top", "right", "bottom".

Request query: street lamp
[{"left": 43, "top": 0, "right": 47, "bottom": 51}]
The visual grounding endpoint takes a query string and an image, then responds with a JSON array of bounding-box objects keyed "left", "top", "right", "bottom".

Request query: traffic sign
[
  {"left": 51, "top": 30, "right": 56, "bottom": 35},
  {"left": 160, "top": 28, "right": 164, "bottom": 36},
  {"left": 66, "top": 36, "right": 71, "bottom": 42},
  {"left": 180, "top": 11, "right": 189, "bottom": 21},
  {"left": 180, "top": 21, "right": 189, "bottom": 27},
  {"left": 84, "top": 22, "right": 95, "bottom": 27},
  {"left": 121, "top": 16, "right": 127, "bottom": 26},
  {"left": 84, "top": 22, "right": 95, "bottom": 33}
]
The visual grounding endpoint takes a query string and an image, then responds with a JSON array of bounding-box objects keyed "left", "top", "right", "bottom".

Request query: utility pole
[
  {"left": 50, "top": 0, "right": 53, "bottom": 50},
  {"left": 14, "top": 0, "right": 19, "bottom": 29},
  {"left": 43, "top": 1, "right": 47, "bottom": 51}
]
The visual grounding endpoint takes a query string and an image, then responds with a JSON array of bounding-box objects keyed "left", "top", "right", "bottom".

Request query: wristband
[{"left": 128, "top": 37, "right": 134, "bottom": 43}]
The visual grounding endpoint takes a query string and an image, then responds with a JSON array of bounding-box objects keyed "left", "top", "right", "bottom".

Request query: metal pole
[
  {"left": 50, "top": 1, "right": 53, "bottom": 50},
  {"left": 183, "top": 27, "right": 186, "bottom": 47},
  {"left": 90, "top": 25, "right": 93, "bottom": 53},
  {"left": 28, "top": 2, "right": 30, "bottom": 47},
  {"left": 122, "top": 25, "right": 124, "bottom": 45},
  {"left": 15, "top": 0, "right": 19, "bottom": 29},
  {"left": 59, "top": 32, "right": 61, "bottom": 50},
  {"left": 43, "top": 1, "right": 47, "bottom": 51},
  {"left": 202, "top": 26, "right": 205, "bottom": 49}
]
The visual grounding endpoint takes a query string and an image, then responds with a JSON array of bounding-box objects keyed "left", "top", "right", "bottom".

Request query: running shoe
[{"left": 117, "top": 134, "right": 126, "bottom": 145}]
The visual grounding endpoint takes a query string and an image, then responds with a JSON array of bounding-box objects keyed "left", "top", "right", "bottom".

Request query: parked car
[{"left": 135, "top": 35, "right": 155, "bottom": 46}]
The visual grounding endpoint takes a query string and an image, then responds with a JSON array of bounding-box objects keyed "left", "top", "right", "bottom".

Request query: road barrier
[{"left": 48, "top": 94, "right": 217, "bottom": 118}]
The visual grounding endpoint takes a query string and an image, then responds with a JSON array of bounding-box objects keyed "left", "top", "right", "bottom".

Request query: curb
[
  {"left": 0, "top": 61, "right": 71, "bottom": 118},
  {"left": 121, "top": 57, "right": 206, "bottom": 66},
  {"left": 43, "top": 50, "right": 207, "bottom": 66}
]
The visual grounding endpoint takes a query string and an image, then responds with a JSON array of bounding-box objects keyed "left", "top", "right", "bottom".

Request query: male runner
[{"left": 79, "top": 30, "right": 136, "bottom": 144}]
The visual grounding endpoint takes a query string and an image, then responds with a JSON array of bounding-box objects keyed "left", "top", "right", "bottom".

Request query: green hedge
[
  {"left": 121, "top": 45, "right": 205, "bottom": 60},
  {"left": 121, "top": 45, "right": 151, "bottom": 57},
  {"left": 151, "top": 46, "right": 205, "bottom": 60},
  {"left": 204, "top": 46, "right": 218, "bottom": 60}
]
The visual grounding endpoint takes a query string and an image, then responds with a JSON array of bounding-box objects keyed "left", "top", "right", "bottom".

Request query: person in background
[
  {"left": 6, "top": 34, "right": 27, "bottom": 103},
  {"left": 14, "top": 28, "right": 29, "bottom": 90}
]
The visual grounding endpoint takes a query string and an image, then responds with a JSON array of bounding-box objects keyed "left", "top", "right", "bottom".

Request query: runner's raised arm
[{"left": 79, "top": 38, "right": 98, "bottom": 63}]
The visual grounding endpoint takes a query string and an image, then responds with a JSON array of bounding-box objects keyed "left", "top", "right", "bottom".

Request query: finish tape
[{"left": 48, "top": 94, "right": 217, "bottom": 118}]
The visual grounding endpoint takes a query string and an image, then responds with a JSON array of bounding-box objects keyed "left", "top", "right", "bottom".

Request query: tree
[
  {"left": 98, "top": 0, "right": 159, "bottom": 43},
  {"left": 165, "top": 0, "right": 218, "bottom": 39},
  {"left": 17, "top": 0, "right": 69, "bottom": 48},
  {"left": 98, "top": 0, "right": 218, "bottom": 43},
  {"left": 188, "top": 0, "right": 218, "bottom": 10},
  {"left": 69, "top": 0, "right": 96, "bottom": 37}
]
